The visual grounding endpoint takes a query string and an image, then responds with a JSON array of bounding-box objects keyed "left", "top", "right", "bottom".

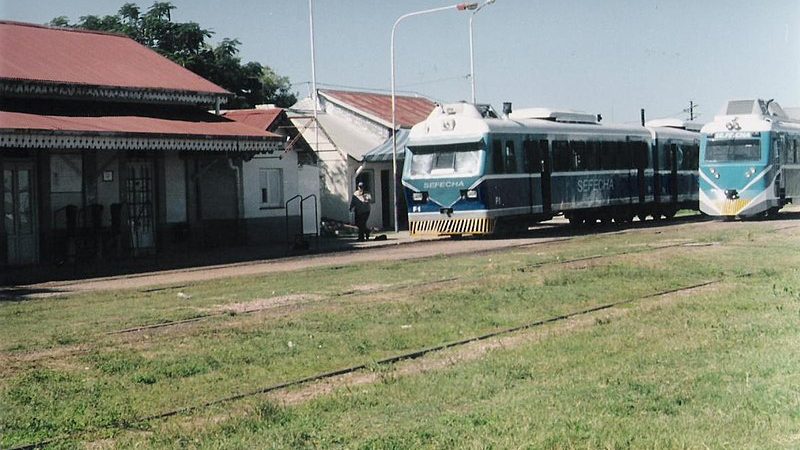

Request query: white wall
[
  {"left": 242, "top": 151, "right": 298, "bottom": 219},
  {"left": 319, "top": 157, "right": 351, "bottom": 223},
  {"left": 297, "top": 163, "right": 321, "bottom": 234},
  {"left": 163, "top": 152, "right": 187, "bottom": 223}
]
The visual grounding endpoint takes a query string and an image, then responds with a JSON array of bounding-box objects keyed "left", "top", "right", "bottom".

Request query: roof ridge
[
  {"left": 319, "top": 88, "right": 432, "bottom": 101},
  {"left": 0, "top": 20, "right": 131, "bottom": 39}
]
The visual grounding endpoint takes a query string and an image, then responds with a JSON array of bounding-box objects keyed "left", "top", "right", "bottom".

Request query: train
[
  {"left": 699, "top": 99, "right": 800, "bottom": 218},
  {"left": 401, "top": 102, "right": 700, "bottom": 236}
]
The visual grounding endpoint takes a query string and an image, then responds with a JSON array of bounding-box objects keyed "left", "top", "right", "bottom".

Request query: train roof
[
  {"left": 701, "top": 99, "right": 800, "bottom": 135},
  {"left": 645, "top": 118, "right": 703, "bottom": 132},
  {"left": 408, "top": 102, "right": 650, "bottom": 146}
]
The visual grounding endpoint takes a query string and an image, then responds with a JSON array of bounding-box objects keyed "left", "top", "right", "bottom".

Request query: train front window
[
  {"left": 704, "top": 139, "right": 761, "bottom": 162},
  {"left": 408, "top": 143, "right": 482, "bottom": 177}
]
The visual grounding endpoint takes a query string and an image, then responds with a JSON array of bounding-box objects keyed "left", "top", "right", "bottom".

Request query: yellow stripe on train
[
  {"left": 720, "top": 198, "right": 750, "bottom": 216},
  {"left": 409, "top": 217, "right": 495, "bottom": 236}
]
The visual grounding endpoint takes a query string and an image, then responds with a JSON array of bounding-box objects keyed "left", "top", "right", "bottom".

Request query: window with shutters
[{"left": 259, "top": 168, "right": 284, "bottom": 208}]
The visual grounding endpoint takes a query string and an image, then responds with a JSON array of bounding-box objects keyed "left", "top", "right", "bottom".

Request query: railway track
[
  {"left": 9, "top": 213, "right": 796, "bottom": 449},
  {"left": 9, "top": 271, "right": 752, "bottom": 450},
  {"left": 107, "top": 240, "right": 700, "bottom": 336}
]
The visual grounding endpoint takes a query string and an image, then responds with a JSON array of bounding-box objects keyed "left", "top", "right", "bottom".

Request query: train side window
[
  {"left": 657, "top": 142, "right": 668, "bottom": 170},
  {"left": 599, "top": 141, "right": 615, "bottom": 170},
  {"left": 570, "top": 141, "right": 598, "bottom": 171},
  {"left": 505, "top": 140, "right": 518, "bottom": 173},
  {"left": 552, "top": 140, "right": 571, "bottom": 171},
  {"left": 588, "top": 141, "right": 601, "bottom": 170},
  {"left": 523, "top": 139, "right": 538, "bottom": 173},
  {"left": 607, "top": 141, "right": 625, "bottom": 170},
  {"left": 537, "top": 140, "right": 549, "bottom": 172},
  {"left": 570, "top": 141, "right": 585, "bottom": 170},
  {"left": 684, "top": 144, "right": 699, "bottom": 170},
  {"left": 665, "top": 143, "right": 675, "bottom": 168},
  {"left": 630, "top": 141, "right": 648, "bottom": 169},
  {"left": 492, "top": 140, "right": 504, "bottom": 174}
]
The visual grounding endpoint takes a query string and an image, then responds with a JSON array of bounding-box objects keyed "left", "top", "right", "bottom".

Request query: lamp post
[
  {"left": 469, "top": 0, "right": 496, "bottom": 104},
  {"left": 391, "top": 2, "right": 478, "bottom": 233}
]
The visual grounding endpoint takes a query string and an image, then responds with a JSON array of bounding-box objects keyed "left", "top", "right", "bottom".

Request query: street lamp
[
  {"left": 390, "top": 2, "right": 478, "bottom": 233},
  {"left": 469, "top": 0, "right": 496, "bottom": 104}
]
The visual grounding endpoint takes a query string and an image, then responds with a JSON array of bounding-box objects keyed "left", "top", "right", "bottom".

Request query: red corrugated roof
[
  {"left": 0, "top": 110, "right": 279, "bottom": 139},
  {"left": 320, "top": 89, "right": 435, "bottom": 128},
  {"left": 223, "top": 108, "right": 283, "bottom": 131},
  {"left": 0, "top": 21, "right": 228, "bottom": 95}
]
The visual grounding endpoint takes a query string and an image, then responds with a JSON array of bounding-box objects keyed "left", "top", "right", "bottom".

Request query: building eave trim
[
  {"left": 0, "top": 130, "right": 284, "bottom": 152},
  {"left": 0, "top": 79, "right": 230, "bottom": 106}
]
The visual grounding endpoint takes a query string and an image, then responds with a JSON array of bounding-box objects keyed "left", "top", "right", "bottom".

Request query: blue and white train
[
  {"left": 402, "top": 102, "right": 700, "bottom": 236},
  {"left": 699, "top": 99, "right": 800, "bottom": 218}
]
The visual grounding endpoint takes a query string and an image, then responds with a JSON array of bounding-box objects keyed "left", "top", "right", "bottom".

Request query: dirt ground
[{"left": 6, "top": 211, "right": 799, "bottom": 298}]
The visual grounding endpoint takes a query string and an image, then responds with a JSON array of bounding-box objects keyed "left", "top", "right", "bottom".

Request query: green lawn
[{"left": 1, "top": 219, "right": 799, "bottom": 449}]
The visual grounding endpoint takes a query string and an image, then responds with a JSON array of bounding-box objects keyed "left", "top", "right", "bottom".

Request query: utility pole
[
  {"left": 684, "top": 100, "right": 698, "bottom": 121},
  {"left": 640, "top": 108, "right": 645, "bottom": 126}
]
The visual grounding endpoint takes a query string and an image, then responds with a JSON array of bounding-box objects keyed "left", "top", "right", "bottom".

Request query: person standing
[{"left": 349, "top": 181, "right": 372, "bottom": 241}]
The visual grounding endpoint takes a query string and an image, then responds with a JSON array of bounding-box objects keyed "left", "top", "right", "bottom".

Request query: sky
[{"left": 2, "top": 0, "right": 799, "bottom": 124}]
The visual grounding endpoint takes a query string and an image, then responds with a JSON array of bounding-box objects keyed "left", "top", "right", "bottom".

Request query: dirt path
[
  {"left": 8, "top": 234, "right": 564, "bottom": 297},
  {"left": 7, "top": 213, "right": 798, "bottom": 297}
]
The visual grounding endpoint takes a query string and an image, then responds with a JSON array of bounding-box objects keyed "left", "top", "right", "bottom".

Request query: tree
[{"left": 50, "top": 2, "right": 297, "bottom": 108}]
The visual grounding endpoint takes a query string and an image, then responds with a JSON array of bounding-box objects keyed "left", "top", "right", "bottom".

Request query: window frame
[{"left": 259, "top": 167, "right": 284, "bottom": 209}]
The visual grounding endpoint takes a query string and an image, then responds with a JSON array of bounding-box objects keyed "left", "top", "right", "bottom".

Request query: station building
[{"left": 0, "top": 21, "right": 290, "bottom": 267}]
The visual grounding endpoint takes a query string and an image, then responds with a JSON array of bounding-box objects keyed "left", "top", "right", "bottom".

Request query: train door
[
  {"left": 3, "top": 161, "right": 38, "bottom": 265},
  {"left": 668, "top": 143, "right": 679, "bottom": 204},
  {"left": 652, "top": 140, "right": 662, "bottom": 204},
  {"left": 634, "top": 141, "right": 647, "bottom": 205},
  {"left": 524, "top": 138, "right": 551, "bottom": 214},
  {"left": 540, "top": 141, "right": 552, "bottom": 214}
]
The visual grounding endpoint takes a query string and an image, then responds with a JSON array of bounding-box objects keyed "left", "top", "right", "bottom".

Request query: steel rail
[{"left": 8, "top": 272, "right": 753, "bottom": 450}]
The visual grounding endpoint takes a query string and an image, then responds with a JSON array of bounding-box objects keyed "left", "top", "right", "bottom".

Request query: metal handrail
[
  {"left": 284, "top": 194, "right": 319, "bottom": 250},
  {"left": 284, "top": 194, "right": 303, "bottom": 249},
  {"left": 301, "top": 194, "right": 319, "bottom": 249}
]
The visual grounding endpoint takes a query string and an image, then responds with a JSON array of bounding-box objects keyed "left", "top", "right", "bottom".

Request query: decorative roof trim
[
  {"left": 0, "top": 130, "right": 283, "bottom": 153},
  {"left": 0, "top": 79, "right": 231, "bottom": 106}
]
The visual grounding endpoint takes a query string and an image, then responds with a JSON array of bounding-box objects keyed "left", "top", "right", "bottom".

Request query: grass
[{"left": 1, "top": 218, "right": 799, "bottom": 448}]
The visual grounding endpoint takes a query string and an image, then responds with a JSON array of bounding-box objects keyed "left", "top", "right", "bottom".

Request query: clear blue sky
[{"left": 2, "top": 0, "right": 799, "bottom": 124}]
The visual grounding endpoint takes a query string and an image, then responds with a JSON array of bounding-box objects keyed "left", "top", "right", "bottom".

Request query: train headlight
[
  {"left": 412, "top": 191, "right": 428, "bottom": 203},
  {"left": 460, "top": 189, "right": 479, "bottom": 200}
]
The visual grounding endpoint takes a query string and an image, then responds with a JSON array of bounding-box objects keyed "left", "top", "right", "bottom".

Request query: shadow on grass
[
  {"left": 0, "top": 286, "right": 66, "bottom": 301},
  {"left": 0, "top": 235, "right": 378, "bottom": 287}
]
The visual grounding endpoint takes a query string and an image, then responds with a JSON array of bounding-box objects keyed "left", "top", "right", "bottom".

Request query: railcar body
[
  {"left": 402, "top": 103, "right": 699, "bottom": 236},
  {"left": 699, "top": 99, "right": 800, "bottom": 218}
]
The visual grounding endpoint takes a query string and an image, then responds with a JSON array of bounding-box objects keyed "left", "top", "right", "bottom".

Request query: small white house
[
  {"left": 288, "top": 89, "right": 435, "bottom": 231},
  {"left": 223, "top": 107, "right": 320, "bottom": 243}
]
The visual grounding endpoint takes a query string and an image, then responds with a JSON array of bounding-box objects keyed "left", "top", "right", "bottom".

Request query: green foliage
[{"left": 49, "top": 2, "right": 297, "bottom": 108}]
